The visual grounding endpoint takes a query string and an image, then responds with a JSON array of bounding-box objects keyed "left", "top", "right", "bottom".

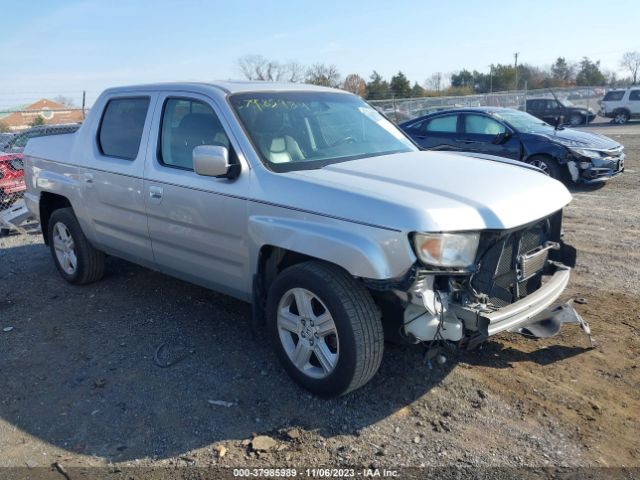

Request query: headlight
[
  {"left": 413, "top": 232, "right": 480, "bottom": 268},
  {"left": 570, "top": 147, "right": 601, "bottom": 159}
]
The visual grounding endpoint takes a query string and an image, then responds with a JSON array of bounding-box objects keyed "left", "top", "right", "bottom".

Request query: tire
[
  {"left": 267, "top": 261, "right": 383, "bottom": 397},
  {"left": 568, "top": 113, "right": 584, "bottom": 126},
  {"left": 527, "top": 155, "right": 562, "bottom": 180},
  {"left": 48, "top": 207, "right": 105, "bottom": 285},
  {"left": 613, "top": 110, "right": 630, "bottom": 125}
]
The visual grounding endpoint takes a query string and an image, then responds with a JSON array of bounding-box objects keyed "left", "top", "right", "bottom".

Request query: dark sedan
[{"left": 399, "top": 107, "right": 624, "bottom": 184}]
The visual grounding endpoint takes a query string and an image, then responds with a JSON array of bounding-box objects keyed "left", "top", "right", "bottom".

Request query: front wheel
[
  {"left": 267, "top": 261, "right": 384, "bottom": 397},
  {"left": 568, "top": 113, "right": 584, "bottom": 126},
  {"left": 527, "top": 155, "right": 562, "bottom": 180},
  {"left": 48, "top": 208, "right": 105, "bottom": 285}
]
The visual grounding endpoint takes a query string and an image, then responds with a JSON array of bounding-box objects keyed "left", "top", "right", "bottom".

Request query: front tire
[
  {"left": 48, "top": 208, "right": 105, "bottom": 285},
  {"left": 267, "top": 261, "right": 383, "bottom": 397},
  {"left": 527, "top": 155, "right": 562, "bottom": 180},
  {"left": 568, "top": 113, "right": 584, "bottom": 126}
]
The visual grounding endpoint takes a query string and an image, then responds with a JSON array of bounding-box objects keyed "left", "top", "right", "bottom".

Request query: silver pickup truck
[{"left": 23, "top": 82, "right": 588, "bottom": 396}]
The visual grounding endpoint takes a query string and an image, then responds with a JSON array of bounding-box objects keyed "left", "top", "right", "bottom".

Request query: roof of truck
[{"left": 102, "top": 81, "right": 344, "bottom": 95}]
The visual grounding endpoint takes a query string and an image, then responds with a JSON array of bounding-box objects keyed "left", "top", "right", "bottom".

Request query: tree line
[{"left": 237, "top": 52, "right": 640, "bottom": 100}]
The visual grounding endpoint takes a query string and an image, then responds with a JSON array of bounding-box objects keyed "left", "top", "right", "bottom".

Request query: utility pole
[
  {"left": 489, "top": 64, "right": 494, "bottom": 93},
  {"left": 514, "top": 52, "right": 519, "bottom": 90}
]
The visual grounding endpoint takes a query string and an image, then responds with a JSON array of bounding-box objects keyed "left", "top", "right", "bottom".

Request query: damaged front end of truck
[{"left": 368, "top": 210, "right": 593, "bottom": 354}]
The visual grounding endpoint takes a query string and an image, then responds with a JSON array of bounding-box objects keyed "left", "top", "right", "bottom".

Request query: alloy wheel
[
  {"left": 52, "top": 222, "right": 77, "bottom": 275},
  {"left": 277, "top": 288, "right": 339, "bottom": 379},
  {"left": 529, "top": 159, "right": 551, "bottom": 175}
]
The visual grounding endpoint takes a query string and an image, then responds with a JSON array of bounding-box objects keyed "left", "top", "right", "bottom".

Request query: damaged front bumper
[
  {"left": 452, "top": 263, "right": 571, "bottom": 337},
  {"left": 567, "top": 152, "right": 625, "bottom": 184},
  {"left": 400, "top": 262, "right": 592, "bottom": 348}
]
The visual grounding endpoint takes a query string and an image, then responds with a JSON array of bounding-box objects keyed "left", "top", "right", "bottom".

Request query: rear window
[
  {"left": 425, "top": 115, "right": 458, "bottom": 133},
  {"left": 603, "top": 91, "right": 625, "bottom": 101},
  {"left": 98, "top": 97, "right": 150, "bottom": 159}
]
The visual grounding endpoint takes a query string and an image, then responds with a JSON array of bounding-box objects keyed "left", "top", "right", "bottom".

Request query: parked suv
[
  {"left": 526, "top": 98, "right": 596, "bottom": 126},
  {"left": 23, "top": 82, "right": 588, "bottom": 396},
  {"left": 599, "top": 87, "right": 640, "bottom": 124}
]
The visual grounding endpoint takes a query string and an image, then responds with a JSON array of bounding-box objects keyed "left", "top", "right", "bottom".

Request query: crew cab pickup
[{"left": 23, "top": 82, "right": 588, "bottom": 396}]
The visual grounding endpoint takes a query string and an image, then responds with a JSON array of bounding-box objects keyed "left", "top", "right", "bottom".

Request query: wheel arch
[{"left": 39, "top": 192, "right": 72, "bottom": 245}]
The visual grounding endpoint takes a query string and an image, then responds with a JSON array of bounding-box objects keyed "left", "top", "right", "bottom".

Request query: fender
[{"left": 249, "top": 215, "right": 416, "bottom": 280}]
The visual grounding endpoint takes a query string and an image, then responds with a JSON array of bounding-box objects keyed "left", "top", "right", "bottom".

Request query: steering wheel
[{"left": 329, "top": 136, "right": 357, "bottom": 147}]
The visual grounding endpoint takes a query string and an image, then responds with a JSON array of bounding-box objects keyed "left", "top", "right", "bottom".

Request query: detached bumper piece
[
  {"left": 452, "top": 264, "right": 594, "bottom": 347},
  {"left": 516, "top": 300, "right": 595, "bottom": 347}
]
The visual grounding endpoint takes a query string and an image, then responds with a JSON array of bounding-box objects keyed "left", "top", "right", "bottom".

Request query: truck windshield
[
  {"left": 229, "top": 91, "right": 417, "bottom": 171},
  {"left": 492, "top": 110, "right": 555, "bottom": 133}
]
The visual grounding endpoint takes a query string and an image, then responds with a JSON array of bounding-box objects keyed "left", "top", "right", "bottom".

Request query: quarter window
[
  {"left": 159, "top": 98, "right": 230, "bottom": 170},
  {"left": 98, "top": 97, "right": 150, "bottom": 160},
  {"left": 465, "top": 115, "right": 506, "bottom": 135},
  {"left": 425, "top": 115, "right": 458, "bottom": 133}
]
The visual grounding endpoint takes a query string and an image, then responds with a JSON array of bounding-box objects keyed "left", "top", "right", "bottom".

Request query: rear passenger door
[
  {"left": 82, "top": 94, "right": 156, "bottom": 266},
  {"left": 143, "top": 93, "right": 251, "bottom": 300},
  {"left": 409, "top": 114, "right": 460, "bottom": 150}
]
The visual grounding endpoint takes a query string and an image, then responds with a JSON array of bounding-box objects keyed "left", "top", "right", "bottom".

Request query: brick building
[{"left": 0, "top": 99, "right": 83, "bottom": 131}]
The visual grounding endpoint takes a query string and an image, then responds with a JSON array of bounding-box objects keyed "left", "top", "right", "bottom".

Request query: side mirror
[
  {"left": 493, "top": 131, "right": 511, "bottom": 144},
  {"left": 193, "top": 145, "right": 238, "bottom": 179}
]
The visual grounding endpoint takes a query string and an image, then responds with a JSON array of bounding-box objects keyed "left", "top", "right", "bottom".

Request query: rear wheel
[
  {"left": 48, "top": 208, "right": 105, "bottom": 284},
  {"left": 267, "top": 261, "right": 383, "bottom": 397},
  {"left": 527, "top": 155, "right": 562, "bottom": 180},
  {"left": 613, "top": 110, "right": 630, "bottom": 125}
]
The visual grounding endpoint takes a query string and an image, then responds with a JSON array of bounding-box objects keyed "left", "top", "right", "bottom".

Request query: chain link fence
[
  {"left": 369, "top": 86, "right": 607, "bottom": 123},
  {"left": 0, "top": 124, "right": 81, "bottom": 233}
]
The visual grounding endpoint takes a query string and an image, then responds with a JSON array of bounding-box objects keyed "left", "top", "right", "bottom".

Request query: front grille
[{"left": 471, "top": 217, "right": 553, "bottom": 308}]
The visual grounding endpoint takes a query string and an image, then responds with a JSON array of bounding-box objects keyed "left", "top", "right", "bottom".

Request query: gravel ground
[{"left": 0, "top": 121, "right": 638, "bottom": 477}]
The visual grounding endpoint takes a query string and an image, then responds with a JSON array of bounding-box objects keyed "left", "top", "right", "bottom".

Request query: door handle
[
  {"left": 149, "top": 185, "right": 163, "bottom": 199},
  {"left": 83, "top": 173, "right": 94, "bottom": 184}
]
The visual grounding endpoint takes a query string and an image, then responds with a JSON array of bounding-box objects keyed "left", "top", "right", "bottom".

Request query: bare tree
[
  {"left": 425, "top": 72, "right": 443, "bottom": 92},
  {"left": 282, "top": 60, "right": 305, "bottom": 83},
  {"left": 237, "top": 55, "right": 305, "bottom": 82},
  {"left": 342, "top": 73, "right": 367, "bottom": 97},
  {"left": 305, "top": 63, "right": 341, "bottom": 88},
  {"left": 620, "top": 51, "right": 640, "bottom": 84}
]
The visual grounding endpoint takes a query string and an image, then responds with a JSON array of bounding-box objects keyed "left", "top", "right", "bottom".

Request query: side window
[
  {"left": 159, "top": 98, "right": 231, "bottom": 170},
  {"left": 547, "top": 100, "right": 559, "bottom": 109},
  {"left": 529, "top": 100, "right": 542, "bottom": 110},
  {"left": 406, "top": 120, "right": 426, "bottom": 133},
  {"left": 465, "top": 115, "right": 506, "bottom": 135},
  {"left": 98, "top": 97, "right": 150, "bottom": 160},
  {"left": 629, "top": 90, "right": 640, "bottom": 101},
  {"left": 603, "top": 91, "right": 625, "bottom": 101},
  {"left": 425, "top": 115, "right": 458, "bottom": 133}
]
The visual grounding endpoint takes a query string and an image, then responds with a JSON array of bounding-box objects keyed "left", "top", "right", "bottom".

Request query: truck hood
[
  {"left": 532, "top": 127, "right": 621, "bottom": 150},
  {"left": 268, "top": 151, "right": 572, "bottom": 232}
]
